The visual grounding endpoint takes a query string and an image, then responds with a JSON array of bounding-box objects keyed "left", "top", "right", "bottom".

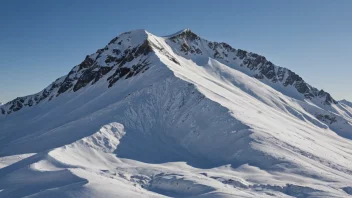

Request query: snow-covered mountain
[
  {"left": 340, "top": 99, "right": 352, "bottom": 107},
  {"left": 1, "top": 29, "right": 352, "bottom": 197}
]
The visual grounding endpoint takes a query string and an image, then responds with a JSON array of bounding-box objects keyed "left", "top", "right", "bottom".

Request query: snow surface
[
  {"left": 340, "top": 99, "right": 352, "bottom": 108},
  {"left": 1, "top": 29, "right": 352, "bottom": 197}
]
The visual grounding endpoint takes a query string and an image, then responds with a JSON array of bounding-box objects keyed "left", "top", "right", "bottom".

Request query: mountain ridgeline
[
  {"left": 1, "top": 29, "right": 352, "bottom": 197},
  {"left": 1, "top": 29, "right": 337, "bottom": 115}
]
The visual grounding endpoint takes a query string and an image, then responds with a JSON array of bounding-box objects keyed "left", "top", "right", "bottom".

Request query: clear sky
[{"left": 0, "top": 0, "right": 351, "bottom": 103}]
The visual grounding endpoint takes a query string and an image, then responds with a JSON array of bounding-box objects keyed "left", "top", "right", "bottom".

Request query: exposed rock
[
  {"left": 260, "top": 62, "right": 276, "bottom": 79},
  {"left": 78, "top": 56, "right": 94, "bottom": 70},
  {"left": 113, "top": 49, "right": 121, "bottom": 55},
  {"left": 318, "top": 90, "right": 337, "bottom": 105},
  {"left": 167, "top": 29, "right": 337, "bottom": 106},
  {"left": 108, "top": 36, "right": 119, "bottom": 45},
  {"left": 108, "top": 67, "right": 131, "bottom": 87},
  {"left": 105, "top": 55, "right": 119, "bottom": 64},
  {"left": 170, "top": 29, "right": 200, "bottom": 42},
  {"left": 57, "top": 79, "right": 74, "bottom": 94},
  {"left": 316, "top": 114, "right": 337, "bottom": 124},
  {"left": 134, "top": 40, "right": 153, "bottom": 56},
  {"left": 2, "top": 29, "right": 339, "bottom": 116},
  {"left": 73, "top": 66, "right": 113, "bottom": 92},
  {"left": 236, "top": 49, "right": 247, "bottom": 60}
]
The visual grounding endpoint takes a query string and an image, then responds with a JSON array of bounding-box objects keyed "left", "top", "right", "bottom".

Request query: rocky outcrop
[
  {"left": 58, "top": 36, "right": 153, "bottom": 94},
  {"left": 2, "top": 30, "right": 153, "bottom": 115},
  {"left": 316, "top": 114, "right": 337, "bottom": 124},
  {"left": 2, "top": 29, "right": 338, "bottom": 115},
  {"left": 168, "top": 29, "right": 337, "bottom": 105},
  {"left": 73, "top": 66, "right": 113, "bottom": 92},
  {"left": 1, "top": 76, "right": 65, "bottom": 114},
  {"left": 107, "top": 59, "right": 150, "bottom": 87},
  {"left": 78, "top": 56, "right": 94, "bottom": 70}
]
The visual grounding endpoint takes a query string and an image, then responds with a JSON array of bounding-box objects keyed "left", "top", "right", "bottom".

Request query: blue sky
[{"left": 0, "top": 0, "right": 351, "bottom": 103}]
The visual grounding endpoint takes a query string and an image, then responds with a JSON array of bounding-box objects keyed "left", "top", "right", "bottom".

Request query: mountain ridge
[
  {"left": 340, "top": 99, "right": 352, "bottom": 107},
  {"left": 0, "top": 29, "right": 337, "bottom": 116},
  {"left": 1, "top": 28, "right": 352, "bottom": 197}
]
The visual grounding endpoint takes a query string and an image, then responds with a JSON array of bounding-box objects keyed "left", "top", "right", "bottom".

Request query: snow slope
[
  {"left": 340, "top": 99, "right": 352, "bottom": 108},
  {"left": 1, "top": 29, "right": 352, "bottom": 197}
]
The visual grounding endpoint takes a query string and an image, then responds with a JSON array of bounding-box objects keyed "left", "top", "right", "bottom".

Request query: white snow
[
  {"left": 0, "top": 153, "right": 35, "bottom": 168},
  {"left": 1, "top": 29, "right": 352, "bottom": 197}
]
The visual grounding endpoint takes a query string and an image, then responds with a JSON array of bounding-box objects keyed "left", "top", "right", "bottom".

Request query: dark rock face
[
  {"left": 107, "top": 67, "right": 131, "bottom": 87},
  {"left": 236, "top": 50, "right": 247, "bottom": 60},
  {"left": 134, "top": 40, "right": 153, "bottom": 56},
  {"left": 10, "top": 100, "right": 23, "bottom": 112},
  {"left": 170, "top": 29, "right": 200, "bottom": 42},
  {"left": 3, "top": 76, "right": 65, "bottom": 114},
  {"left": 93, "top": 67, "right": 113, "bottom": 83},
  {"left": 99, "top": 40, "right": 153, "bottom": 88},
  {"left": 170, "top": 30, "right": 203, "bottom": 56},
  {"left": 277, "top": 67, "right": 286, "bottom": 82},
  {"left": 252, "top": 55, "right": 267, "bottom": 68},
  {"left": 60, "top": 39, "right": 153, "bottom": 94},
  {"left": 169, "top": 30, "right": 337, "bottom": 105},
  {"left": 105, "top": 55, "right": 119, "bottom": 64},
  {"left": 260, "top": 62, "right": 276, "bottom": 80},
  {"left": 78, "top": 56, "right": 94, "bottom": 70},
  {"left": 108, "top": 36, "right": 119, "bottom": 45},
  {"left": 57, "top": 79, "right": 74, "bottom": 94},
  {"left": 240, "top": 52, "right": 337, "bottom": 103},
  {"left": 181, "top": 43, "right": 190, "bottom": 53},
  {"left": 3, "top": 32, "right": 154, "bottom": 115},
  {"left": 107, "top": 60, "right": 150, "bottom": 87},
  {"left": 318, "top": 90, "right": 337, "bottom": 105},
  {"left": 149, "top": 39, "right": 181, "bottom": 65},
  {"left": 112, "top": 49, "right": 121, "bottom": 55},
  {"left": 132, "top": 60, "right": 150, "bottom": 75},
  {"left": 2, "top": 29, "right": 338, "bottom": 115},
  {"left": 73, "top": 66, "right": 113, "bottom": 92},
  {"left": 246, "top": 61, "right": 338, "bottom": 104},
  {"left": 316, "top": 114, "right": 337, "bottom": 124}
]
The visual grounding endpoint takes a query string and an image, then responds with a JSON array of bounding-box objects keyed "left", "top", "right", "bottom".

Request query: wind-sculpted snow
[{"left": 1, "top": 29, "right": 352, "bottom": 197}]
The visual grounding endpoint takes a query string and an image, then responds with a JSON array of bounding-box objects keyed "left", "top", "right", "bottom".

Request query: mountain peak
[
  {"left": 340, "top": 99, "right": 352, "bottom": 107},
  {"left": 107, "top": 29, "right": 148, "bottom": 46},
  {"left": 171, "top": 28, "right": 199, "bottom": 40},
  {"left": 125, "top": 29, "right": 149, "bottom": 36},
  {"left": 181, "top": 28, "right": 192, "bottom": 33},
  {"left": 2, "top": 28, "right": 352, "bottom": 198},
  {"left": 162, "top": 28, "right": 198, "bottom": 38},
  {"left": 0, "top": 28, "right": 341, "bottom": 116}
]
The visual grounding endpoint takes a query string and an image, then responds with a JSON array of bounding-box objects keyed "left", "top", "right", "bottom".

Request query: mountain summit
[
  {"left": 0, "top": 29, "right": 338, "bottom": 115},
  {"left": 1, "top": 29, "right": 352, "bottom": 197}
]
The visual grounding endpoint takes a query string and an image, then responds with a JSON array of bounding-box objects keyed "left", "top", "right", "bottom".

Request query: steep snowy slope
[
  {"left": 340, "top": 99, "right": 352, "bottom": 108},
  {"left": 1, "top": 29, "right": 352, "bottom": 197}
]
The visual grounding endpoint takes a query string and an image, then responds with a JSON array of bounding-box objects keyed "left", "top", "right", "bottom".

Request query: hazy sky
[{"left": 0, "top": 0, "right": 351, "bottom": 103}]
